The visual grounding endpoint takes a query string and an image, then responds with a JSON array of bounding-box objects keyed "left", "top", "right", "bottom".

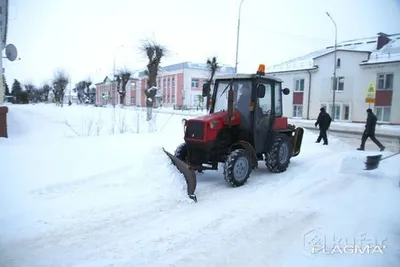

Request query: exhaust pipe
[{"left": 162, "top": 148, "right": 197, "bottom": 202}]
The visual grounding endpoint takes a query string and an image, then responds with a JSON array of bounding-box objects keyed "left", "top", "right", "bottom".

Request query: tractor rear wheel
[
  {"left": 224, "top": 149, "right": 252, "bottom": 187},
  {"left": 265, "top": 133, "right": 292, "bottom": 173},
  {"left": 174, "top": 143, "right": 188, "bottom": 161}
]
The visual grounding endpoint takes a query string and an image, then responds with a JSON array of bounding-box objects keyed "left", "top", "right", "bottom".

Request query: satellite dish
[{"left": 5, "top": 44, "right": 18, "bottom": 61}]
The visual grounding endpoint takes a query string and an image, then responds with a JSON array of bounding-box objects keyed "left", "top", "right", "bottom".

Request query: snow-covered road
[{"left": 1, "top": 104, "right": 400, "bottom": 267}]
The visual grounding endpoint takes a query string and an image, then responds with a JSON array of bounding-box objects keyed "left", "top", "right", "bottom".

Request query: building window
[
  {"left": 332, "top": 77, "right": 344, "bottom": 91},
  {"left": 337, "top": 77, "right": 344, "bottom": 91},
  {"left": 343, "top": 104, "right": 350, "bottom": 120},
  {"left": 172, "top": 77, "right": 175, "bottom": 87},
  {"left": 375, "top": 106, "right": 391, "bottom": 122},
  {"left": 294, "top": 78, "right": 305, "bottom": 92},
  {"left": 328, "top": 104, "right": 341, "bottom": 120},
  {"left": 191, "top": 78, "right": 199, "bottom": 88},
  {"left": 337, "top": 58, "right": 341, "bottom": 68},
  {"left": 0, "top": 7, "right": 2, "bottom": 14},
  {"left": 171, "top": 96, "right": 175, "bottom": 104},
  {"left": 377, "top": 73, "right": 393, "bottom": 90},
  {"left": 293, "top": 104, "right": 303, "bottom": 118}
]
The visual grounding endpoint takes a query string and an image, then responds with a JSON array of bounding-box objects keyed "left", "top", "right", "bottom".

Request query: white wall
[
  {"left": 268, "top": 51, "right": 400, "bottom": 124},
  {"left": 311, "top": 51, "right": 370, "bottom": 121},
  {"left": 360, "top": 62, "right": 400, "bottom": 123}
]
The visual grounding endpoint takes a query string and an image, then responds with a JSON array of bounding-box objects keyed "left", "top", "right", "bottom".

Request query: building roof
[
  {"left": 137, "top": 61, "right": 235, "bottom": 77},
  {"left": 268, "top": 33, "right": 400, "bottom": 73},
  {"left": 215, "top": 73, "right": 282, "bottom": 82}
]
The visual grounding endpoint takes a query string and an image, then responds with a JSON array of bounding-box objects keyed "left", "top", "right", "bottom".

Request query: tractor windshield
[{"left": 213, "top": 80, "right": 252, "bottom": 117}]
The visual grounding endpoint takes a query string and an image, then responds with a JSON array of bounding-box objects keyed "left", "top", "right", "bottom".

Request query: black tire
[
  {"left": 223, "top": 149, "right": 252, "bottom": 187},
  {"left": 265, "top": 133, "right": 292, "bottom": 173},
  {"left": 174, "top": 143, "right": 188, "bottom": 161}
]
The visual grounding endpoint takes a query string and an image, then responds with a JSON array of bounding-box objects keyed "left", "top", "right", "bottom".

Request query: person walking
[
  {"left": 357, "top": 108, "right": 385, "bottom": 151},
  {"left": 315, "top": 107, "right": 332, "bottom": 145}
]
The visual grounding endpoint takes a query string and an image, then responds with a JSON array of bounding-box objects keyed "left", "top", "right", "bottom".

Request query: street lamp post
[
  {"left": 234, "top": 0, "right": 245, "bottom": 74},
  {"left": 113, "top": 44, "right": 125, "bottom": 77},
  {"left": 326, "top": 12, "right": 337, "bottom": 121}
]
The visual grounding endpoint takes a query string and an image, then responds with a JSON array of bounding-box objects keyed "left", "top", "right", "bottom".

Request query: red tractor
[{"left": 163, "top": 64, "right": 304, "bottom": 202}]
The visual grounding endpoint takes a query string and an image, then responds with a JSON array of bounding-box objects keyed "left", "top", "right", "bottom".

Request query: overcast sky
[{"left": 4, "top": 0, "right": 400, "bottom": 87}]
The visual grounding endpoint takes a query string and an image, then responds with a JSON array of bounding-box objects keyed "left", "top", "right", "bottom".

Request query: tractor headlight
[
  {"left": 209, "top": 119, "right": 217, "bottom": 129},
  {"left": 182, "top": 119, "right": 187, "bottom": 126}
]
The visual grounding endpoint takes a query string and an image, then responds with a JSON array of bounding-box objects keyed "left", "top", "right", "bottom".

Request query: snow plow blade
[{"left": 162, "top": 147, "right": 197, "bottom": 202}]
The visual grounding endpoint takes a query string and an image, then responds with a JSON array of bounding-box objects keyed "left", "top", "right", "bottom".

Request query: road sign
[
  {"left": 365, "top": 97, "right": 375, "bottom": 103},
  {"left": 365, "top": 82, "right": 376, "bottom": 103}
]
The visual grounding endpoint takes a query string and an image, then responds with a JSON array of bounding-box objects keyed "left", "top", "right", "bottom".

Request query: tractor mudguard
[{"left": 162, "top": 147, "right": 197, "bottom": 202}]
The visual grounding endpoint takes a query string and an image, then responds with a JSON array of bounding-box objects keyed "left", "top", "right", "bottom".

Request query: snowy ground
[{"left": 1, "top": 104, "right": 400, "bottom": 267}]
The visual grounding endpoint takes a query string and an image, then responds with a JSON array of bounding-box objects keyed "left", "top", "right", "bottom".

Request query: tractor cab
[
  {"left": 202, "top": 64, "right": 291, "bottom": 154},
  {"left": 163, "top": 64, "right": 304, "bottom": 203}
]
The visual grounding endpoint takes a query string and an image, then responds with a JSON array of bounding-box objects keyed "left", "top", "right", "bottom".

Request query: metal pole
[
  {"left": 326, "top": 12, "right": 337, "bottom": 121},
  {"left": 235, "top": 0, "right": 245, "bottom": 74}
]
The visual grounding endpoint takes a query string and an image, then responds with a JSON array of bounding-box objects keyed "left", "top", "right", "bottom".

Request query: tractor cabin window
[
  {"left": 258, "top": 84, "right": 272, "bottom": 115},
  {"left": 213, "top": 80, "right": 252, "bottom": 116},
  {"left": 274, "top": 82, "right": 282, "bottom": 116}
]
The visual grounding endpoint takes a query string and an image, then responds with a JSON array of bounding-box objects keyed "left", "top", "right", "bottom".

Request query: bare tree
[
  {"left": 53, "top": 69, "right": 70, "bottom": 107},
  {"left": 74, "top": 79, "right": 93, "bottom": 104},
  {"left": 116, "top": 68, "right": 132, "bottom": 106},
  {"left": 205, "top": 57, "right": 220, "bottom": 110},
  {"left": 75, "top": 81, "right": 87, "bottom": 103},
  {"left": 24, "top": 83, "right": 36, "bottom": 103},
  {"left": 84, "top": 79, "right": 92, "bottom": 103},
  {"left": 140, "top": 39, "right": 167, "bottom": 121}
]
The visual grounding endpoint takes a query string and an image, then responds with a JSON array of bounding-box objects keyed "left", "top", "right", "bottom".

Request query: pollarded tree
[
  {"left": 25, "top": 83, "right": 36, "bottom": 103},
  {"left": 84, "top": 79, "right": 92, "bottom": 103},
  {"left": 116, "top": 69, "right": 132, "bottom": 106},
  {"left": 53, "top": 69, "right": 70, "bottom": 107},
  {"left": 140, "top": 39, "right": 167, "bottom": 121},
  {"left": 205, "top": 56, "right": 220, "bottom": 110},
  {"left": 75, "top": 81, "right": 87, "bottom": 103}
]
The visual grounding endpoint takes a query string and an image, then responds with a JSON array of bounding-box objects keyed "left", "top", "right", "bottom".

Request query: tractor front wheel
[
  {"left": 174, "top": 143, "right": 188, "bottom": 161},
  {"left": 265, "top": 133, "right": 292, "bottom": 173},
  {"left": 224, "top": 149, "right": 252, "bottom": 187}
]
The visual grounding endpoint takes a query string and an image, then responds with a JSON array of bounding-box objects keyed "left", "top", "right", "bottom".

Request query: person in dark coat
[
  {"left": 315, "top": 107, "right": 332, "bottom": 145},
  {"left": 357, "top": 108, "right": 385, "bottom": 151}
]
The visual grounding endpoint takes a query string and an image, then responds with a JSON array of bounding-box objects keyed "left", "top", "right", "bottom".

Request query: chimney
[{"left": 376, "top": 32, "right": 391, "bottom": 50}]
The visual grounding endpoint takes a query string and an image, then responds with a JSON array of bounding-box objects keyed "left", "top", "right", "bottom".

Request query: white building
[
  {"left": 137, "top": 62, "right": 235, "bottom": 107},
  {"left": 0, "top": 0, "right": 8, "bottom": 105},
  {"left": 267, "top": 32, "right": 400, "bottom": 124}
]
